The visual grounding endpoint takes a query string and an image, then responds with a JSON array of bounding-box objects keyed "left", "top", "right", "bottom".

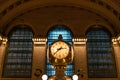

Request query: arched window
[
  {"left": 86, "top": 26, "right": 117, "bottom": 78},
  {"left": 3, "top": 26, "right": 33, "bottom": 78},
  {"left": 47, "top": 25, "right": 74, "bottom": 76}
]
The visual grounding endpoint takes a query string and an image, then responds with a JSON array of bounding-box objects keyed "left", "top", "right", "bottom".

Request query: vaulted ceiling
[{"left": 0, "top": 0, "right": 120, "bottom": 37}]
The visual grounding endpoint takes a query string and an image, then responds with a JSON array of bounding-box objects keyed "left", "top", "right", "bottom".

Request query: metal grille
[
  {"left": 86, "top": 28, "right": 117, "bottom": 78},
  {"left": 47, "top": 25, "right": 74, "bottom": 76},
  {"left": 3, "top": 27, "right": 33, "bottom": 78}
]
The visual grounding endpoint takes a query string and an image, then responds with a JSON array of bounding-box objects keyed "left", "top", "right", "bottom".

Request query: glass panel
[
  {"left": 47, "top": 25, "right": 74, "bottom": 76},
  {"left": 3, "top": 27, "right": 33, "bottom": 78},
  {"left": 86, "top": 28, "right": 117, "bottom": 78}
]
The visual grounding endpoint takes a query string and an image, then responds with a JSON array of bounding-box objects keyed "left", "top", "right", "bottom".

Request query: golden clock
[{"left": 50, "top": 41, "right": 70, "bottom": 59}]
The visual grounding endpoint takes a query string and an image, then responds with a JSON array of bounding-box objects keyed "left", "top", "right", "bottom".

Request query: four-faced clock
[
  {"left": 50, "top": 41, "right": 70, "bottom": 59},
  {"left": 48, "top": 35, "right": 73, "bottom": 79}
]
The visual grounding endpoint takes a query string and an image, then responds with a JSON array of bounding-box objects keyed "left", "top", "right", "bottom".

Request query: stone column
[
  {"left": 0, "top": 37, "right": 8, "bottom": 78},
  {"left": 112, "top": 37, "right": 120, "bottom": 79},
  {"left": 32, "top": 37, "right": 47, "bottom": 80},
  {"left": 73, "top": 38, "right": 88, "bottom": 80}
]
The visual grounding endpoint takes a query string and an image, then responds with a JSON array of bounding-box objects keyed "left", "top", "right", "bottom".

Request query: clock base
[
  {"left": 48, "top": 76, "right": 72, "bottom": 80},
  {"left": 48, "top": 66, "right": 72, "bottom": 80}
]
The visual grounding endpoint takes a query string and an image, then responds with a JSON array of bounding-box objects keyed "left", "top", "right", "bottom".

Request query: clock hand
[
  {"left": 54, "top": 47, "right": 67, "bottom": 55},
  {"left": 58, "top": 47, "right": 65, "bottom": 50},
  {"left": 61, "top": 48, "right": 67, "bottom": 49},
  {"left": 54, "top": 47, "right": 62, "bottom": 55}
]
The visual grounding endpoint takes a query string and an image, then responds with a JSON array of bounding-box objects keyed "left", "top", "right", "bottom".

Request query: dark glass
[
  {"left": 86, "top": 28, "right": 117, "bottom": 78},
  {"left": 3, "top": 27, "right": 33, "bottom": 78}
]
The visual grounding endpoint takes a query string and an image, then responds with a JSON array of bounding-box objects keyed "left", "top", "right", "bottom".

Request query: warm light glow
[
  {"left": 117, "top": 36, "right": 120, "bottom": 40},
  {"left": 33, "top": 38, "right": 47, "bottom": 42},
  {"left": 32, "top": 38, "right": 48, "bottom": 45},
  {"left": 73, "top": 38, "right": 87, "bottom": 45},
  {"left": 112, "top": 38, "right": 118, "bottom": 45},
  {"left": 42, "top": 74, "right": 48, "bottom": 80},
  {"left": 117, "top": 36, "right": 120, "bottom": 44},
  {"left": 63, "top": 59, "right": 66, "bottom": 63},
  {"left": 2, "top": 38, "right": 8, "bottom": 45},
  {"left": 72, "top": 75, "right": 78, "bottom": 80},
  {"left": 0, "top": 36, "right": 2, "bottom": 40}
]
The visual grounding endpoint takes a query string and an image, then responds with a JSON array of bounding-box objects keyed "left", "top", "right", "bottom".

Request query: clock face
[{"left": 50, "top": 41, "right": 69, "bottom": 59}]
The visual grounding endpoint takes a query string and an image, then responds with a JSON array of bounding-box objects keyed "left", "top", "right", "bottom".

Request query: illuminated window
[
  {"left": 47, "top": 25, "right": 74, "bottom": 76},
  {"left": 3, "top": 26, "right": 33, "bottom": 78},
  {"left": 86, "top": 26, "right": 117, "bottom": 78}
]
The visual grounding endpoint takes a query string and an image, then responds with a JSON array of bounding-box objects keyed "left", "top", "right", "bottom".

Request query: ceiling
[
  {"left": 0, "top": 0, "right": 120, "bottom": 36},
  {"left": 112, "top": 0, "right": 120, "bottom": 7}
]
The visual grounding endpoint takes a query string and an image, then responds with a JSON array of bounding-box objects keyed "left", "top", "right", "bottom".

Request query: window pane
[
  {"left": 47, "top": 25, "right": 74, "bottom": 76},
  {"left": 86, "top": 28, "right": 117, "bottom": 78},
  {"left": 3, "top": 27, "right": 33, "bottom": 78}
]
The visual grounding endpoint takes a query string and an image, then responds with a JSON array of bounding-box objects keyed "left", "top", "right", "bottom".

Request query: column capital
[
  {"left": 117, "top": 36, "right": 120, "bottom": 46},
  {"left": 32, "top": 37, "right": 47, "bottom": 46},
  {"left": 72, "top": 37, "right": 87, "bottom": 46},
  {"left": 0, "top": 35, "right": 8, "bottom": 45},
  {"left": 112, "top": 37, "right": 120, "bottom": 46}
]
